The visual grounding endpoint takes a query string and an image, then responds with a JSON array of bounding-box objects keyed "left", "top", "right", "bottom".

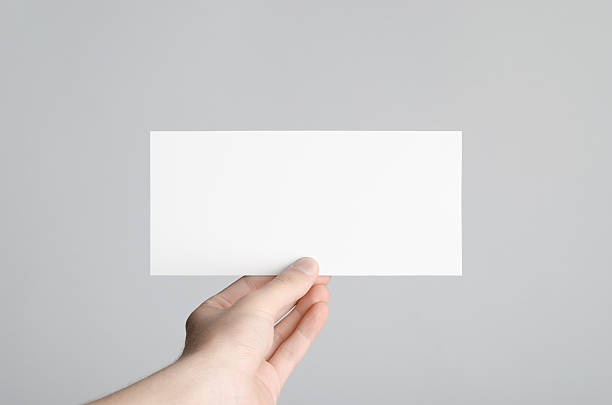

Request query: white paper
[{"left": 150, "top": 131, "right": 462, "bottom": 276}]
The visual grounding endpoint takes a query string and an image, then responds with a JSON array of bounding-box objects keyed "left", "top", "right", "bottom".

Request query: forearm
[{"left": 87, "top": 356, "right": 215, "bottom": 405}]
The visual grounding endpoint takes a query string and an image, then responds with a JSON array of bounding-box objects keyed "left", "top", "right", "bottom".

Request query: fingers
[
  {"left": 273, "top": 276, "right": 331, "bottom": 324},
  {"left": 267, "top": 284, "right": 330, "bottom": 359},
  {"left": 201, "top": 276, "right": 274, "bottom": 310},
  {"left": 268, "top": 302, "right": 329, "bottom": 387},
  {"left": 233, "top": 257, "right": 320, "bottom": 322},
  {"left": 200, "top": 274, "right": 329, "bottom": 312}
]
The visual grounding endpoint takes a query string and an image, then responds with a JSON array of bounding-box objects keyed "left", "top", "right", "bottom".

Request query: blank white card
[{"left": 150, "top": 131, "right": 462, "bottom": 276}]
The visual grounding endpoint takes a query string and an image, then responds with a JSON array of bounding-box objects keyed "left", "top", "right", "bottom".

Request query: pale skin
[{"left": 88, "top": 257, "right": 330, "bottom": 405}]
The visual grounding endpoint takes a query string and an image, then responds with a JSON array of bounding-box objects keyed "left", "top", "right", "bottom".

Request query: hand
[{"left": 89, "top": 257, "right": 330, "bottom": 405}]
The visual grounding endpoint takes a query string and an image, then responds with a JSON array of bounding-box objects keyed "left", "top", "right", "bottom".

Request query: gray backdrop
[{"left": 2, "top": 1, "right": 611, "bottom": 404}]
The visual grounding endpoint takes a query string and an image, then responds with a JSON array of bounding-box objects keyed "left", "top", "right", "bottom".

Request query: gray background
[{"left": 1, "top": 1, "right": 611, "bottom": 404}]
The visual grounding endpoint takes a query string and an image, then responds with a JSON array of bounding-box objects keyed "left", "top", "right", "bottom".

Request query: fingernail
[{"left": 291, "top": 257, "right": 318, "bottom": 275}]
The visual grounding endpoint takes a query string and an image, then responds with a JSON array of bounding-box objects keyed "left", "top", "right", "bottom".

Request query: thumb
[{"left": 232, "top": 257, "right": 319, "bottom": 323}]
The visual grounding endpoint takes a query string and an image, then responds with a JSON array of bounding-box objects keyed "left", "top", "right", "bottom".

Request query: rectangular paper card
[{"left": 150, "top": 131, "right": 462, "bottom": 276}]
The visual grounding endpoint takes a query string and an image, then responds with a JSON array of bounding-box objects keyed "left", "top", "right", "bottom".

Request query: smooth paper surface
[{"left": 150, "top": 131, "right": 462, "bottom": 276}]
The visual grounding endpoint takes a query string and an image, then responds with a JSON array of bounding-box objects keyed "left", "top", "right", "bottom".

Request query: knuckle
[
  {"left": 203, "top": 294, "right": 232, "bottom": 310},
  {"left": 217, "top": 293, "right": 233, "bottom": 308},
  {"left": 277, "top": 269, "right": 305, "bottom": 288},
  {"left": 243, "top": 276, "right": 260, "bottom": 291},
  {"left": 185, "top": 311, "right": 197, "bottom": 331}
]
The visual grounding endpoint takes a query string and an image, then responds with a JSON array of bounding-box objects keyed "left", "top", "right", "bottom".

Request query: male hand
[{"left": 90, "top": 257, "right": 330, "bottom": 405}]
